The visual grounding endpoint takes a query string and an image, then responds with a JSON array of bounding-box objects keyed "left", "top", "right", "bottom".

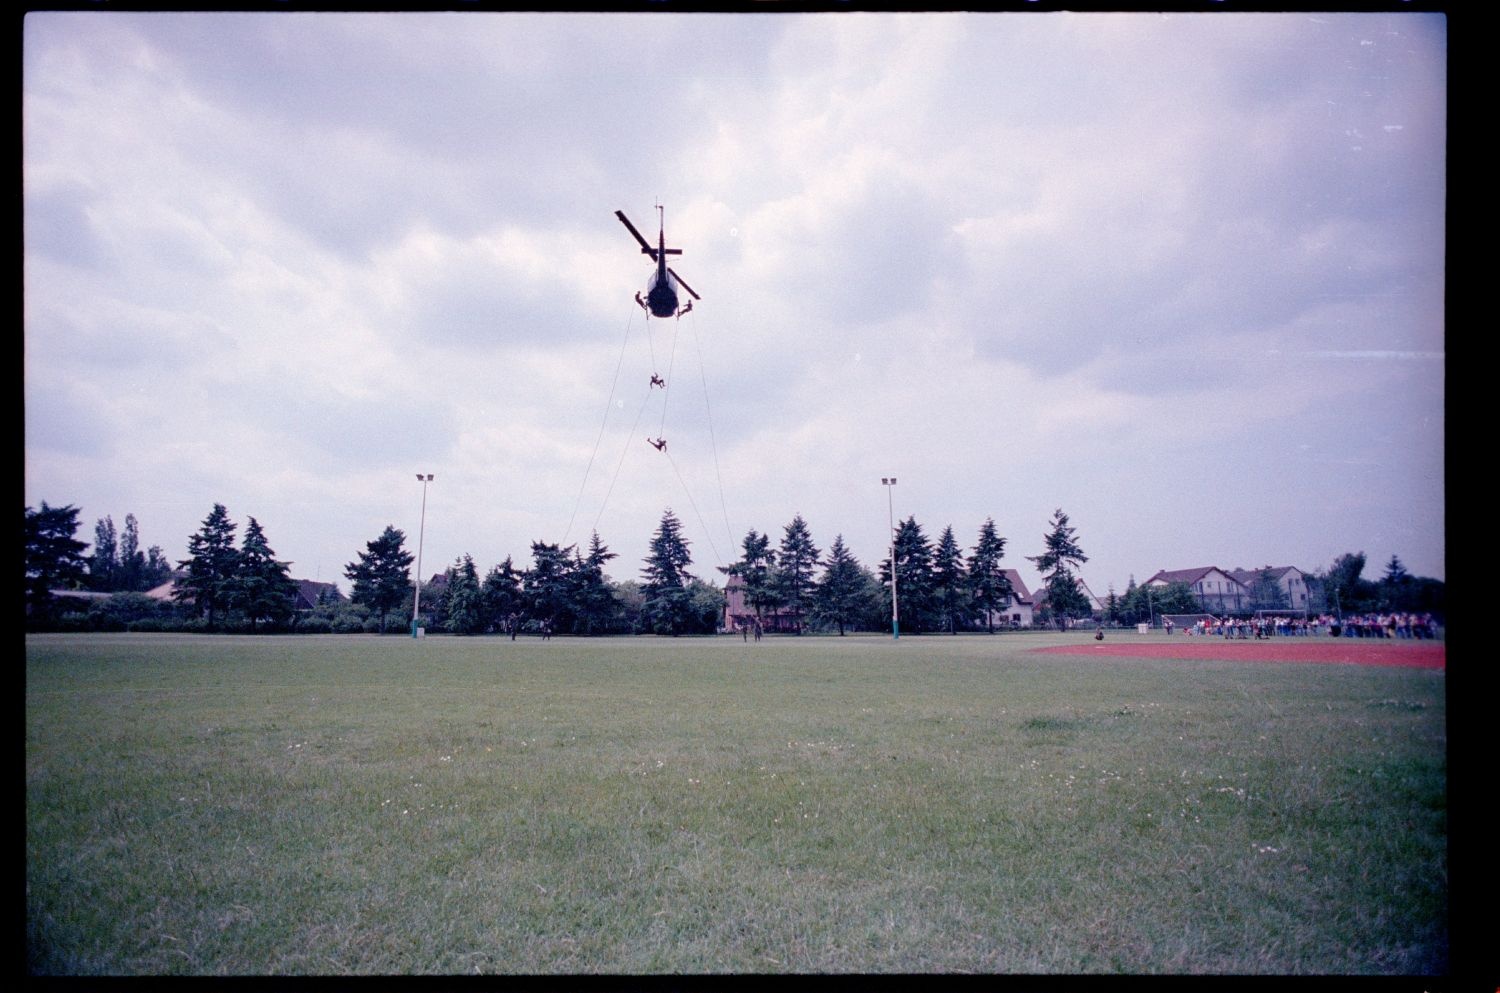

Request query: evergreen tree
[
  {"left": 1027, "top": 508, "right": 1090, "bottom": 630},
  {"left": 345, "top": 525, "right": 416, "bottom": 633},
  {"left": 932, "top": 525, "right": 967, "bottom": 634},
  {"left": 572, "top": 532, "right": 618, "bottom": 634},
  {"left": 1122, "top": 575, "right": 1141, "bottom": 623},
  {"left": 483, "top": 556, "right": 523, "bottom": 633},
  {"left": 176, "top": 504, "right": 239, "bottom": 627},
  {"left": 641, "top": 509, "right": 695, "bottom": 635},
  {"left": 966, "top": 518, "right": 1014, "bottom": 634},
  {"left": 24, "top": 502, "right": 89, "bottom": 623},
  {"left": 1104, "top": 585, "right": 1121, "bottom": 626},
  {"left": 813, "top": 534, "right": 878, "bottom": 635},
  {"left": 525, "top": 541, "right": 578, "bottom": 633},
  {"left": 722, "top": 529, "right": 778, "bottom": 624},
  {"left": 772, "top": 514, "right": 820, "bottom": 633},
  {"left": 1382, "top": 554, "right": 1410, "bottom": 585},
  {"left": 443, "top": 555, "right": 486, "bottom": 635},
  {"left": 231, "top": 516, "right": 297, "bottom": 631},
  {"left": 879, "top": 516, "right": 936, "bottom": 633}
]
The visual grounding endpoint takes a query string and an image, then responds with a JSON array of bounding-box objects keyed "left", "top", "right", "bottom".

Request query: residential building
[
  {"left": 293, "top": 579, "right": 344, "bottom": 612},
  {"left": 1227, "top": 566, "right": 1313, "bottom": 611},
  {"left": 1145, "top": 567, "right": 1251, "bottom": 614},
  {"left": 980, "top": 569, "right": 1036, "bottom": 628},
  {"left": 720, "top": 574, "right": 802, "bottom": 634}
]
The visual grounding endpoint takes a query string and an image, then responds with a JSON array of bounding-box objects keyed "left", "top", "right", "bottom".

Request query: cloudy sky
[{"left": 24, "top": 10, "right": 1445, "bottom": 599}]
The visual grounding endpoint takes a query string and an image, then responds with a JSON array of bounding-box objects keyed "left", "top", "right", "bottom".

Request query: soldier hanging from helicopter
[{"left": 616, "top": 206, "right": 700, "bottom": 320}]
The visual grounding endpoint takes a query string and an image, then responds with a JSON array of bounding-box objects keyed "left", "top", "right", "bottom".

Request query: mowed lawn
[{"left": 26, "top": 632, "right": 1447, "bottom": 975}]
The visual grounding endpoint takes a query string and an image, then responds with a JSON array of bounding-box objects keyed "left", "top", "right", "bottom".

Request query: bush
[
  {"left": 331, "top": 613, "right": 366, "bottom": 634},
  {"left": 126, "top": 617, "right": 176, "bottom": 633}
]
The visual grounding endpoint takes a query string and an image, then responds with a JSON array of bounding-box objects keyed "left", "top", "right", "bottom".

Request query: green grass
[{"left": 26, "top": 632, "right": 1447, "bottom": 974}]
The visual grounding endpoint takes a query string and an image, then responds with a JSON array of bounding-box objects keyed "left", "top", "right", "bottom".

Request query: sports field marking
[{"left": 1032, "top": 639, "right": 1445, "bottom": 669}]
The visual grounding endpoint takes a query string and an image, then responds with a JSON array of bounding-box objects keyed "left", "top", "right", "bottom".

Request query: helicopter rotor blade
[
  {"left": 668, "top": 267, "right": 701, "bottom": 300},
  {"left": 615, "top": 210, "right": 657, "bottom": 260}
]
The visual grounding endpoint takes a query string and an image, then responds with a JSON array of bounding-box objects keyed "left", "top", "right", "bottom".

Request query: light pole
[
  {"left": 412, "top": 473, "right": 434, "bottom": 637},
  {"left": 882, "top": 477, "right": 899, "bottom": 639}
]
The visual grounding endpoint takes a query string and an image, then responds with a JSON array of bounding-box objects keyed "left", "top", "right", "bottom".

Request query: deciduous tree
[{"left": 88, "top": 515, "right": 118, "bottom": 592}]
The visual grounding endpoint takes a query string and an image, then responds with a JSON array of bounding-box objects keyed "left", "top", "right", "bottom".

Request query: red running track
[{"left": 1033, "top": 639, "right": 1445, "bottom": 670}]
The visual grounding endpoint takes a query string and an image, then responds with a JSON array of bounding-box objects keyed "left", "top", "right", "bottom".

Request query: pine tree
[
  {"left": 966, "top": 518, "right": 1014, "bottom": 634},
  {"left": 722, "top": 529, "right": 777, "bottom": 625},
  {"left": 932, "top": 525, "right": 967, "bottom": 634},
  {"left": 880, "top": 516, "right": 936, "bottom": 633},
  {"left": 24, "top": 502, "right": 89, "bottom": 622},
  {"left": 176, "top": 504, "right": 239, "bottom": 627},
  {"left": 231, "top": 516, "right": 297, "bottom": 631},
  {"left": 1104, "top": 585, "right": 1121, "bottom": 626},
  {"left": 1123, "top": 575, "right": 1140, "bottom": 623},
  {"left": 483, "top": 556, "right": 523, "bottom": 634},
  {"left": 1027, "top": 508, "right": 1090, "bottom": 630},
  {"left": 345, "top": 525, "right": 415, "bottom": 633},
  {"left": 572, "top": 531, "right": 618, "bottom": 634},
  {"left": 772, "top": 514, "right": 820, "bottom": 634},
  {"left": 524, "top": 541, "right": 577, "bottom": 633},
  {"left": 813, "top": 534, "right": 878, "bottom": 635},
  {"left": 443, "top": 555, "right": 486, "bottom": 635},
  {"left": 641, "top": 509, "right": 694, "bottom": 635}
]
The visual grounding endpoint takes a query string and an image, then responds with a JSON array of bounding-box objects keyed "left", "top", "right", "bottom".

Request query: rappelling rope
[
  {"left": 591, "top": 382, "right": 654, "bottom": 540},
  {"left": 691, "top": 316, "right": 735, "bottom": 557},
  {"left": 664, "top": 446, "right": 724, "bottom": 569},
  {"left": 656, "top": 316, "right": 682, "bottom": 440},
  {"left": 564, "top": 307, "right": 636, "bottom": 547}
]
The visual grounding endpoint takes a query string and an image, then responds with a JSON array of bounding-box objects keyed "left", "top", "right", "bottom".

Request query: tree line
[{"left": 24, "top": 500, "right": 1443, "bottom": 634}]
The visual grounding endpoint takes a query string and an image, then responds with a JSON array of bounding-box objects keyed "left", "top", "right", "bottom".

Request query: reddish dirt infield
[{"left": 1033, "top": 638, "right": 1445, "bottom": 670}]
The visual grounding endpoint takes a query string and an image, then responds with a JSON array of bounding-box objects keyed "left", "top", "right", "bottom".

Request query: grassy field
[{"left": 26, "top": 631, "right": 1447, "bottom": 975}]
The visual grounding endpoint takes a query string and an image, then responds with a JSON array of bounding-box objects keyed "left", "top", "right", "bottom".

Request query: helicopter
[{"left": 616, "top": 205, "right": 701, "bottom": 319}]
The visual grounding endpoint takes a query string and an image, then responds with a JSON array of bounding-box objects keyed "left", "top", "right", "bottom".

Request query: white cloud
[{"left": 24, "top": 11, "right": 1446, "bottom": 593}]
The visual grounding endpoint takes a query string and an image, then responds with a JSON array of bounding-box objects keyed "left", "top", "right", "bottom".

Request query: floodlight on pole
[
  {"left": 412, "top": 473, "right": 434, "bottom": 637},
  {"left": 882, "top": 477, "right": 899, "bottom": 640}
]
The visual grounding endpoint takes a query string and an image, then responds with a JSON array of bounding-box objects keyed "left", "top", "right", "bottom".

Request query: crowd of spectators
[
  {"left": 1178, "top": 613, "right": 1439, "bottom": 640},
  {"left": 1320, "top": 612, "right": 1439, "bottom": 639}
]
